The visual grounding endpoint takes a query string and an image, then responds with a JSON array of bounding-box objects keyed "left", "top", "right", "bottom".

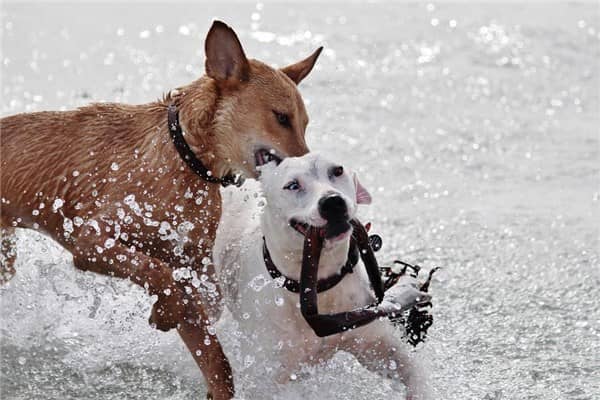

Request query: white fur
[{"left": 214, "top": 153, "right": 430, "bottom": 400}]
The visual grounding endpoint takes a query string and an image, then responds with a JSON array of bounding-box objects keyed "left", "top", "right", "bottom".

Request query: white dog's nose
[{"left": 318, "top": 193, "right": 348, "bottom": 221}]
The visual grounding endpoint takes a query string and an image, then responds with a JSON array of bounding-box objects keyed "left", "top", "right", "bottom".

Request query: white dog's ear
[{"left": 353, "top": 173, "right": 372, "bottom": 205}]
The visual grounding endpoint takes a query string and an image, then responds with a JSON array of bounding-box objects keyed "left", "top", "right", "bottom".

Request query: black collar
[
  {"left": 262, "top": 237, "right": 359, "bottom": 294},
  {"left": 167, "top": 104, "right": 242, "bottom": 187}
]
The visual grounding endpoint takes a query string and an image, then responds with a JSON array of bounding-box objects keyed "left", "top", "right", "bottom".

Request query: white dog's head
[{"left": 259, "top": 153, "right": 372, "bottom": 253}]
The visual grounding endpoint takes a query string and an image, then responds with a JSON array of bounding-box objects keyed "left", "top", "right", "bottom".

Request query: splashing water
[{"left": 1, "top": 2, "right": 599, "bottom": 400}]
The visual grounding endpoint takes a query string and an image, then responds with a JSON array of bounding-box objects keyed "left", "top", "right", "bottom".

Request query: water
[{"left": 1, "top": 2, "right": 599, "bottom": 399}]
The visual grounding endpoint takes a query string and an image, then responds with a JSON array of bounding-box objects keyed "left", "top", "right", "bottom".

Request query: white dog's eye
[
  {"left": 331, "top": 165, "right": 344, "bottom": 178},
  {"left": 283, "top": 180, "right": 301, "bottom": 191}
]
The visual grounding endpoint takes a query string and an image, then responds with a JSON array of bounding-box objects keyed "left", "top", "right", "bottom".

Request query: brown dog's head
[{"left": 176, "top": 21, "right": 322, "bottom": 180}]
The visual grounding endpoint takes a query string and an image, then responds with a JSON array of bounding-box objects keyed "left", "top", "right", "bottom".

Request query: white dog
[{"left": 213, "top": 153, "right": 432, "bottom": 399}]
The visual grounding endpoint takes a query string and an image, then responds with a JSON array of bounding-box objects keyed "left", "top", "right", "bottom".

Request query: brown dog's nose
[{"left": 318, "top": 194, "right": 348, "bottom": 221}]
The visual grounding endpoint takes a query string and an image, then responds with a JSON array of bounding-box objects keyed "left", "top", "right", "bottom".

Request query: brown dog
[{"left": 0, "top": 20, "right": 321, "bottom": 399}]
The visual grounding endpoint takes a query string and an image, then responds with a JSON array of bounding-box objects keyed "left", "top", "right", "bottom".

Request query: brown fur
[{"left": 0, "top": 21, "right": 321, "bottom": 399}]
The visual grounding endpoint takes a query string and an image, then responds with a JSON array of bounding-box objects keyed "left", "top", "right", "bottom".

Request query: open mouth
[
  {"left": 290, "top": 219, "right": 311, "bottom": 236},
  {"left": 254, "top": 148, "right": 283, "bottom": 167},
  {"left": 289, "top": 218, "right": 352, "bottom": 241}
]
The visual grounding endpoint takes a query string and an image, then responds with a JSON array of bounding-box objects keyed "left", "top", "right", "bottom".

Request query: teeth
[{"left": 256, "top": 150, "right": 277, "bottom": 166}]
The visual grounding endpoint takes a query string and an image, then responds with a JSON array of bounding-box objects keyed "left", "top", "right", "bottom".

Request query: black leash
[
  {"left": 167, "top": 104, "right": 242, "bottom": 187},
  {"left": 262, "top": 237, "right": 358, "bottom": 294},
  {"left": 261, "top": 222, "right": 385, "bottom": 296},
  {"left": 352, "top": 221, "right": 440, "bottom": 347}
]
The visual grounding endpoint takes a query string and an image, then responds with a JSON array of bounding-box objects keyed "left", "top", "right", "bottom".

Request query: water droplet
[
  {"left": 63, "top": 218, "right": 74, "bottom": 236},
  {"left": 52, "top": 198, "right": 64, "bottom": 212},
  {"left": 244, "top": 355, "right": 255, "bottom": 368},
  {"left": 249, "top": 275, "right": 269, "bottom": 292},
  {"left": 178, "top": 25, "right": 190, "bottom": 36}
]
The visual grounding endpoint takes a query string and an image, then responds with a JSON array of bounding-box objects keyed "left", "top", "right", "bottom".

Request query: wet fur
[
  {"left": 214, "top": 154, "right": 431, "bottom": 400},
  {"left": 0, "top": 21, "right": 321, "bottom": 400}
]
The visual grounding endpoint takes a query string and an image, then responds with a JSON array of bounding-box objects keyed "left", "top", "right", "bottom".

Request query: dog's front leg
[
  {"left": 177, "top": 249, "right": 233, "bottom": 399},
  {"left": 68, "top": 222, "right": 189, "bottom": 330},
  {"left": 178, "top": 322, "right": 234, "bottom": 400},
  {"left": 345, "top": 323, "right": 431, "bottom": 400},
  {"left": 68, "top": 223, "right": 235, "bottom": 399}
]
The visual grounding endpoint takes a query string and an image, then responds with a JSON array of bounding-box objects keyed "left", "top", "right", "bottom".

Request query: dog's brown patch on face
[
  {"left": 168, "top": 21, "right": 321, "bottom": 179},
  {"left": 212, "top": 60, "right": 311, "bottom": 176}
]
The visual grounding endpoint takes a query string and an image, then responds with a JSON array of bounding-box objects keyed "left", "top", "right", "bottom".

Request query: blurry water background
[{"left": 1, "top": 2, "right": 599, "bottom": 399}]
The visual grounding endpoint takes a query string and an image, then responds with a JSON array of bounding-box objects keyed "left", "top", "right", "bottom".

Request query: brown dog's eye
[
  {"left": 273, "top": 111, "right": 291, "bottom": 128},
  {"left": 331, "top": 166, "right": 344, "bottom": 178}
]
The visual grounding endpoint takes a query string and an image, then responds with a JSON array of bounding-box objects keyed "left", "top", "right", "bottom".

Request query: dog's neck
[
  {"left": 261, "top": 212, "right": 351, "bottom": 282},
  {"left": 164, "top": 76, "right": 231, "bottom": 179}
]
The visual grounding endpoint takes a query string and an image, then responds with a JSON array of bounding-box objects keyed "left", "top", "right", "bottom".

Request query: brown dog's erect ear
[
  {"left": 205, "top": 20, "right": 249, "bottom": 82},
  {"left": 281, "top": 47, "right": 323, "bottom": 85}
]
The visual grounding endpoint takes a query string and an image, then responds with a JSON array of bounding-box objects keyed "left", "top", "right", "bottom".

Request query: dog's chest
[{"left": 231, "top": 255, "right": 374, "bottom": 364}]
